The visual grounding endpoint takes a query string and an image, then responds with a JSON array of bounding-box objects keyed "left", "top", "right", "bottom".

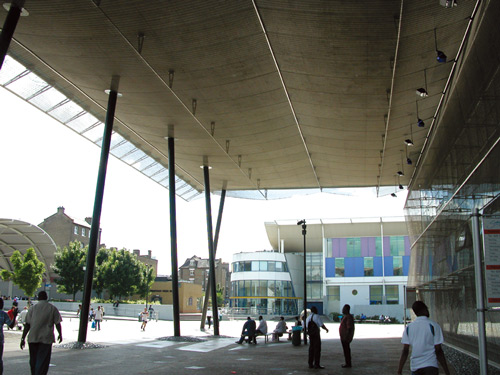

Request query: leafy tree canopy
[
  {"left": 51, "top": 241, "right": 87, "bottom": 301},
  {"left": 0, "top": 248, "right": 45, "bottom": 297},
  {"left": 94, "top": 248, "right": 144, "bottom": 299}
]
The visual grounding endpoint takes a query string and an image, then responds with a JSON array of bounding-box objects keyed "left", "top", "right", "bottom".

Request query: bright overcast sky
[{"left": 0, "top": 87, "right": 408, "bottom": 275}]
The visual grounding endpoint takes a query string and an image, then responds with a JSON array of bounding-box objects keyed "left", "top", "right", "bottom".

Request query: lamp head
[{"left": 297, "top": 220, "right": 305, "bottom": 226}]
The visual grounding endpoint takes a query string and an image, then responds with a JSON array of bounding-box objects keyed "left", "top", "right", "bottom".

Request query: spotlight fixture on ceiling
[
  {"left": 397, "top": 150, "right": 405, "bottom": 177},
  {"left": 416, "top": 100, "right": 425, "bottom": 127},
  {"left": 434, "top": 28, "right": 447, "bottom": 63},
  {"left": 391, "top": 176, "right": 398, "bottom": 197},
  {"left": 439, "top": 0, "right": 457, "bottom": 8},
  {"left": 416, "top": 69, "right": 429, "bottom": 97},
  {"left": 406, "top": 147, "right": 412, "bottom": 165},
  {"left": 405, "top": 122, "right": 414, "bottom": 146},
  {"left": 399, "top": 183, "right": 404, "bottom": 190},
  {"left": 391, "top": 192, "right": 397, "bottom": 197}
]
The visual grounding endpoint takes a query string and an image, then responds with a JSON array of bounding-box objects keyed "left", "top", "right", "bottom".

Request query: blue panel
[
  {"left": 354, "top": 257, "right": 364, "bottom": 276},
  {"left": 344, "top": 257, "right": 356, "bottom": 277},
  {"left": 325, "top": 257, "right": 335, "bottom": 277},
  {"left": 403, "top": 256, "right": 410, "bottom": 276},
  {"left": 374, "top": 257, "right": 383, "bottom": 276},
  {"left": 384, "top": 256, "right": 394, "bottom": 276}
]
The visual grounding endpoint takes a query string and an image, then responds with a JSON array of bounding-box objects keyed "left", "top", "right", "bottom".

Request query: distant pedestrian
[
  {"left": 339, "top": 304, "right": 355, "bottom": 368},
  {"left": 304, "top": 306, "right": 329, "bottom": 369},
  {"left": 397, "top": 301, "right": 451, "bottom": 375},
  {"left": 20, "top": 291, "right": 62, "bottom": 375},
  {"left": 0, "top": 299, "right": 15, "bottom": 374},
  {"left": 140, "top": 308, "right": 149, "bottom": 331},
  {"left": 206, "top": 309, "right": 212, "bottom": 329},
  {"left": 76, "top": 304, "right": 81, "bottom": 317}
]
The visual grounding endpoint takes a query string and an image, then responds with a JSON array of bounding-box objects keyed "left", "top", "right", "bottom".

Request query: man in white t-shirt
[{"left": 398, "top": 301, "right": 450, "bottom": 375}]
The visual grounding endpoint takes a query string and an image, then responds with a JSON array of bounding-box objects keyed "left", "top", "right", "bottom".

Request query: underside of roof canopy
[{"left": 0, "top": 0, "right": 480, "bottom": 200}]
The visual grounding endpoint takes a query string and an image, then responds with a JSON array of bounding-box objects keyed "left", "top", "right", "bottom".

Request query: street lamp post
[{"left": 298, "top": 219, "right": 307, "bottom": 345}]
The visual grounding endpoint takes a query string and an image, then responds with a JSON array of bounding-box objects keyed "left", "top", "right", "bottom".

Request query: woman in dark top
[{"left": 339, "top": 304, "right": 355, "bottom": 368}]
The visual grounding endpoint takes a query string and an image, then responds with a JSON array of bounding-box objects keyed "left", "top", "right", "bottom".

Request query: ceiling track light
[
  {"left": 439, "top": 0, "right": 458, "bottom": 8},
  {"left": 397, "top": 150, "right": 405, "bottom": 177},
  {"left": 406, "top": 147, "right": 412, "bottom": 165},
  {"left": 391, "top": 176, "right": 398, "bottom": 197},
  {"left": 416, "top": 100, "right": 425, "bottom": 127},
  {"left": 434, "top": 28, "right": 447, "bottom": 63},
  {"left": 391, "top": 192, "right": 397, "bottom": 197},
  {"left": 405, "top": 122, "right": 414, "bottom": 146},
  {"left": 416, "top": 69, "right": 429, "bottom": 97}
]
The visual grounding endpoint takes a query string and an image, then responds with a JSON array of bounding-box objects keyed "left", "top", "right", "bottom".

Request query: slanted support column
[
  {"left": 201, "top": 189, "right": 226, "bottom": 330},
  {"left": 0, "top": 0, "right": 25, "bottom": 69},
  {"left": 78, "top": 82, "right": 119, "bottom": 343},
  {"left": 203, "top": 165, "right": 219, "bottom": 336},
  {"left": 168, "top": 137, "right": 181, "bottom": 337}
]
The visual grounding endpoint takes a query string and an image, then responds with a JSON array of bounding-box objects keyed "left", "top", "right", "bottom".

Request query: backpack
[{"left": 307, "top": 314, "right": 320, "bottom": 337}]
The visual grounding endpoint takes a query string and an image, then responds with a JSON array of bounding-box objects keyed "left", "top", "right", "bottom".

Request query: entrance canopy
[
  {"left": 0, "top": 218, "right": 57, "bottom": 281},
  {"left": 0, "top": 1, "right": 479, "bottom": 200}
]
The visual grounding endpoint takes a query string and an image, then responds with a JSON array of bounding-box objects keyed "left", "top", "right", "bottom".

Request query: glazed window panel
[
  {"left": 370, "top": 285, "right": 383, "bottom": 305},
  {"left": 268, "top": 261, "right": 276, "bottom": 272},
  {"left": 364, "top": 257, "right": 374, "bottom": 276},
  {"left": 347, "top": 238, "right": 361, "bottom": 257},
  {"left": 390, "top": 236, "right": 406, "bottom": 256},
  {"left": 251, "top": 261, "right": 260, "bottom": 271},
  {"left": 375, "top": 237, "right": 383, "bottom": 256},
  {"left": 386, "top": 285, "right": 399, "bottom": 304},
  {"left": 259, "top": 261, "right": 268, "bottom": 271},
  {"left": 335, "top": 258, "right": 345, "bottom": 277},
  {"left": 275, "top": 262, "right": 283, "bottom": 272},
  {"left": 327, "top": 286, "right": 340, "bottom": 301},
  {"left": 267, "top": 280, "right": 276, "bottom": 297},
  {"left": 393, "top": 256, "right": 403, "bottom": 276}
]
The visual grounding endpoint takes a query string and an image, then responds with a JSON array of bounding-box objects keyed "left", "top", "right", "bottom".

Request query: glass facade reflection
[{"left": 404, "top": 3, "right": 500, "bottom": 363}]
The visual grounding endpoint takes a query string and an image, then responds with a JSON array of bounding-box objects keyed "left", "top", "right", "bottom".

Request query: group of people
[
  {"left": 233, "top": 301, "right": 450, "bottom": 374},
  {"left": 1, "top": 291, "right": 62, "bottom": 375}
]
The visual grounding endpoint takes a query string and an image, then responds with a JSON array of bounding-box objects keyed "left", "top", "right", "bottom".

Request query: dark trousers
[
  {"left": 341, "top": 340, "right": 352, "bottom": 366},
  {"left": 0, "top": 342, "right": 4, "bottom": 375},
  {"left": 412, "top": 367, "right": 439, "bottom": 375},
  {"left": 308, "top": 334, "right": 321, "bottom": 367},
  {"left": 29, "top": 343, "right": 52, "bottom": 375}
]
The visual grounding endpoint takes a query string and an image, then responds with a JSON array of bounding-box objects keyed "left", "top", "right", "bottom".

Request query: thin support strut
[
  {"left": 168, "top": 137, "right": 181, "bottom": 337},
  {"left": 200, "top": 189, "right": 226, "bottom": 330},
  {"left": 203, "top": 166, "right": 219, "bottom": 336},
  {"left": 78, "top": 87, "right": 118, "bottom": 343},
  {"left": 0, "top": 0, "right": 25, "bottom": 70}
]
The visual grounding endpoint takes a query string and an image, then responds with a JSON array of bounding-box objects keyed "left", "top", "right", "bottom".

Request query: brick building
[{"left": 179, "top": 255, "right": 230, "bottom": 303}]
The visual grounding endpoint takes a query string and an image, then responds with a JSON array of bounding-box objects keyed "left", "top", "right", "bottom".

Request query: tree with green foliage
[
  {"left": 94, "top": 248, "right": 143, "bottom": 299},
  {"left": 51, "top": 241, "right": 87, "bottom": 301},
  {"left": 0, "top": 248, "right": 45, "bottom": 299},
  {"left": 139, "top": 264, "right": 155, "bottom": 301},
  {"left": 93, "top": 247, "right": 112, "bottom": 297}
]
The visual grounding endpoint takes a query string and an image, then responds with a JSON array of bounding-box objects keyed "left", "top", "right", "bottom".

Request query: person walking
[
  {"left": 140, "top": 307, "right": 149, "bottom": 331},
  {"left": 206, "top": 308, "right": 212, "bottom": 329},
  {"left": 397, "top": 300, "right": 451, "bottom": 375},
  {"left": 304, "top": 306, "right": 329, "bottom": 369},
  {"left": 20, "top": 291, "right": 62, "bottom": 375},
  {"left": 339, "top": 304, "right": 355, "bottom": 368},
  {"left": 0, "top": 299, "right": 15, "bottom": 374}
]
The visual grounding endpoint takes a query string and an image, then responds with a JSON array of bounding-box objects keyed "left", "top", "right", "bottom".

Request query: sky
[{"left": 0, "top": 87, "right": 408, "bottom": 275}]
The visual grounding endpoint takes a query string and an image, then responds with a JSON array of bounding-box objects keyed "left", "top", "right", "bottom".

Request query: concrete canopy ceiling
[{"left": 1, "top": 0, "right": 478, "bottom": 199}]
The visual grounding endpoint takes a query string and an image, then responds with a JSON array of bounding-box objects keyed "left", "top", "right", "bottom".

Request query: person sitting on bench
[
  {"left": 253, "top": 316, "right": 268, "bottom": 343},
  {"left": 272, "top": 316, "right": 288, "bottom": 341},
  {"left": 235, "top": 316, "right": 256, "bottom": 344}
]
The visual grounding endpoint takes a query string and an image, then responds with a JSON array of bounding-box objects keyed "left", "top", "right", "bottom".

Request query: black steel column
[
  {"left": 200, "top": 189, "right": 226, "bottom": 330},
  {"left": 203, "top": 166, "right": 219, "bottom": 336},
  {"left": 297, "top": 220, "right": 307, "bottom": 345},
  {"left": 78, "top": 86, "right": 118, "bottom": 343},
  {"left": 0, "top": 0, "right": 25, "bottom": 70},
  {"left": 168, "top": 137, "right": 181, "bottom": 337}
]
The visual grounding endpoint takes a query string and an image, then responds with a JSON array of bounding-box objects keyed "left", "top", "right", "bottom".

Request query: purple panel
[
  {"left": 404, "top": 236, "right": 411, "bottom": 255},
  {"left": 330, "top": 238, "right": 338, "bottom": 257},
  {"left": 383, "top": 236, "right": 391, "bottom": 256},
  {"left": 361, "top": 237, "right": 369, "bottom": 256},
  {"left": 367, "top": 237, "right": 376, "bottom": 256},
  {"left": 340, "top": 238, "right": 347, "bottom": 257}
]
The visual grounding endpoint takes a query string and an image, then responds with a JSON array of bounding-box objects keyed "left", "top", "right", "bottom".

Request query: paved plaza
[{"left": 2, "top": 313, "right": 451, "bottom": 375}]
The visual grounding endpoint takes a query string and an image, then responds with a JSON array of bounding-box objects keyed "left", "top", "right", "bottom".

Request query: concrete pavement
[{"left": 2, "top": 313, "right": 447, "bottom": 374}]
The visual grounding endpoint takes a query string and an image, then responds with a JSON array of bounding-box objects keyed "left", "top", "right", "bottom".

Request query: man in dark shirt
[
  {"left": 235, "top": 316, "right": 256, "bottom": 344},
  {"left": 339, "top": 304, "right": 355, "bottom": 368}
]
